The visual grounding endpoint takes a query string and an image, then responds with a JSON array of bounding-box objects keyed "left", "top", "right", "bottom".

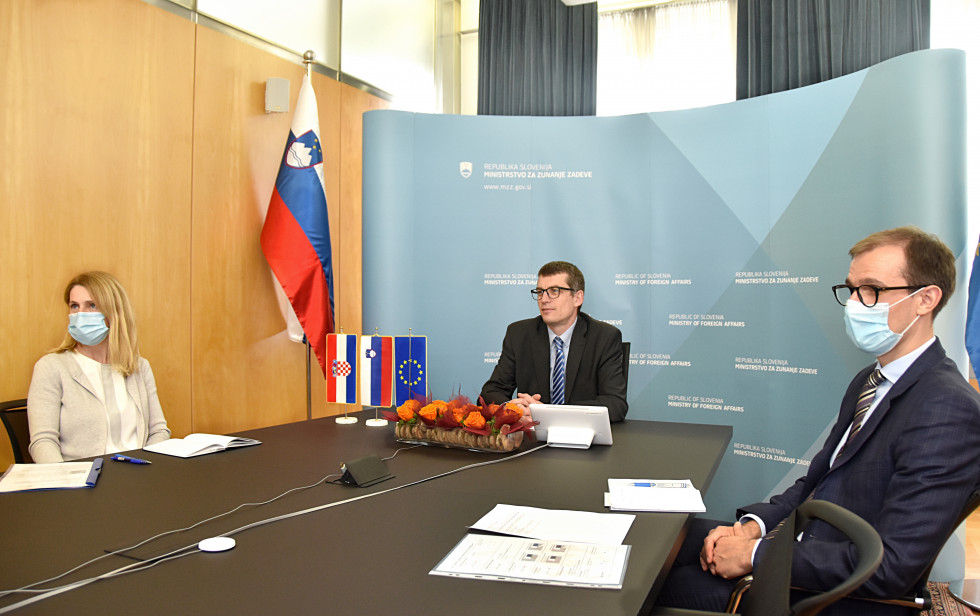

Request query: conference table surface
[{"left": 0, "top": 412, "right": 731, "bottom": 615}]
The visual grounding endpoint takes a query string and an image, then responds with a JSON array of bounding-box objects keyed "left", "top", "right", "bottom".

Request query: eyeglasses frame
[
  {"left": 831, "top": 284, "right": 927, "bottom": 308},
  {"left": 530, "top": 286, "right": 578, "bottom": 300}
]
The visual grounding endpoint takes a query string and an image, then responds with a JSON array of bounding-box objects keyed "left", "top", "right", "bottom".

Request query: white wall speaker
[{"left": 265, "top": 78, "right": 290, "bottom": 114}]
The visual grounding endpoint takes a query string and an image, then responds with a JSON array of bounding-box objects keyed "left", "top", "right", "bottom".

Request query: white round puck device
[{"left": 198, "top": 537, "right": 236, "bottom": 552}]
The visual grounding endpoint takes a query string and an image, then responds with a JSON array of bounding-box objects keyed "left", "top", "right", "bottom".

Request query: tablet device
[{"left": 529, "top": 404, "right": 613, "bottom": 449}]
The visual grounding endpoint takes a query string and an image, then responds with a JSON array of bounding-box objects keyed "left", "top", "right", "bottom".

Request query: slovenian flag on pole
[
  {"left": 326, "top": 334, "right": 357, "bottom": 404},
  {"left": 394, "top": 336, "right": 427, "bottom": 406},
  {"left": 260, "top": 73, "right": 335, "bottom": 377},
  {"left": 967, "top": 234, "right": 980, "bottom": 377},
  {"left": 360, "top": 336, "right": 393, "bottom": 407}
]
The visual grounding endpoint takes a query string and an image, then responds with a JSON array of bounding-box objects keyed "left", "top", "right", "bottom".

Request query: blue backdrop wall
[{"left": 362, "top": 49, "right": 970, "bottom": 522}]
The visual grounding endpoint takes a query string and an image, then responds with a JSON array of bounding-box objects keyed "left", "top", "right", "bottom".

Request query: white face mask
[{"left": 843, "top": 288, "right": 922, "bottom": 356}]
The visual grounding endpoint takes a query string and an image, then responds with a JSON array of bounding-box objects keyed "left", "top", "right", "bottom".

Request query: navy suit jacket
[
  {"left": 479, "top": 312, "right": 628, "bottom": 422},
  {"left": 739, "top": 339, "right": 980, "bottom": 612}
]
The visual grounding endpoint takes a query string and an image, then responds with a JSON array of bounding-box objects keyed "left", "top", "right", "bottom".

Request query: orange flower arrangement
[
  {"left": 463, "top": 411, "right": 486, "bottom": 430},
  {"left": 397, "top": 399, "right": 422, "bottom": 422},
  {"left": 450, "top": 406, "right": 467, "bottom": 425},
  {"left": 419, "top": 400, "right": 447, "bottom": 422},
  {"left": 382, "top": 396, "right": 537, "bottom": 452}
]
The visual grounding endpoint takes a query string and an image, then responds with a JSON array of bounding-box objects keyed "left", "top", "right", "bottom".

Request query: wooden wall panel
[
  {"left": 190, "top": 28, "right": 339, "bottom": 432},
  {"left": 189, "top": 24, "right": 388, "bottom": 429},
  {"left": 0, "top": 0, "right": 195, "bottom": 468}
]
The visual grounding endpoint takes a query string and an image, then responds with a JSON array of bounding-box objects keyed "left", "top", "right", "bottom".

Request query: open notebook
[{"left": 143, "top": 433, "right": 260, "bottom": 458}]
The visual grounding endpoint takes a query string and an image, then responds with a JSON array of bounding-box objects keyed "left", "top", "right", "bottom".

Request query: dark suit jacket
[
  {"left": 739, "top": 339, "right": 980, "bottom": 615},
  {"left": 479, "top": 312, "right": 628, "bottom": 422}
]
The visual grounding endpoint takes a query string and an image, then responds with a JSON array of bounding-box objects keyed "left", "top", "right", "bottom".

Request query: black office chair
[
  {"left": 701, "top": 489, "right": 980, "bottom": 614},
  {"left": 622, "top": 341, "right": 631, "bottom": 390},
  {"left": 651, "top": 499, "right": 883, "bottom": 616},
  {"left": 1, "top": 398, "right": 32, "bottom": 464},
  {"left": 857, "top": 488, "right": 980, "bottom": 611},
  {"left": 948, "top": 492, "right": 980, "bottom": 610}
]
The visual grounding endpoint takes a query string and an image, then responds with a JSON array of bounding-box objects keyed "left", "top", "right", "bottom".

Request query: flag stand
[
  {"left": 336, "top": 410, "right": 357, "bottom": 424},
  {"left": 365, "top": 408, "right": 387, "bottom": 427}
]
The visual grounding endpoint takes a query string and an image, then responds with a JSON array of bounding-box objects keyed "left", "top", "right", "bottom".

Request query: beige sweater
[{"left": 27, "top": 352, "right": 171, "bottom": 463}]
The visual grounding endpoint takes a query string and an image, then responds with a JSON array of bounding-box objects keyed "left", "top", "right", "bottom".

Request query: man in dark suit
[
  {"left": 656, "top": 227, "right": 980, "bottom": 615},
  {"left": 480, "top": 261, "right": 628, "bottom": 422}
]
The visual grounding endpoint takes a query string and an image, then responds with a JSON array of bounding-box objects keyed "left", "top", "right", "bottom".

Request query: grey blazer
[{"left": 27, "top": 352, "right": 171, "bottom": 462}]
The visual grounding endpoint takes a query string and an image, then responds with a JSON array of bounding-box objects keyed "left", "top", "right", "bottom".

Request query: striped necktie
[
  {"left": 836, "top": 368, "right": 885, "bottom": 461},
  {"left": 551, "top": 337, "right": 565, "bottom": 405}
]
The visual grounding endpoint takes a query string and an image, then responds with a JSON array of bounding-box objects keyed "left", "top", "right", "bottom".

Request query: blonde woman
[{"left": 27, "top": 272, "right": 170, "bottom": 463}]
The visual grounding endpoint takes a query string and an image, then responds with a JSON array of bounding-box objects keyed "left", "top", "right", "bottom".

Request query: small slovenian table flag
[{"left": 360, "top": 335, "right": 393, "bottom": 407}]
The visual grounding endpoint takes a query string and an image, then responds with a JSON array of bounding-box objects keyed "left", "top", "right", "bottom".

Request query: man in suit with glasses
[
  {"left": 656, "top": 226, "right": 980, "bottom": 615},
  {"left": 480, "top": 260, "right": 628, "bottom": 422}
]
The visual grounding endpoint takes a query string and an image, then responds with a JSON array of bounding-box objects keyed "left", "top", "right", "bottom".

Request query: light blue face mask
[
  {"left": 843, "top": 288, "right": 922, "bottom": 356},
  {"left": 68, "top": 312, "right": 109, "bottom": 346}
]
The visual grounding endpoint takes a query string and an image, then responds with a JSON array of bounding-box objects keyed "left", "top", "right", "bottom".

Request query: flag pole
[
  {"left": 306, "top": 337, "right": 312, "bottom": 421},
  {"left": 409, "top": 327, "right": 416, "bottom": 402},
  {"left": 303, "top": 49, "right": 351, "bottom": 426},
  {"left": 302, "top": 49, "right": 315, "bottom": 423},
  {"left": 303, "top": 49, "right": 314, "bottom": 78}
]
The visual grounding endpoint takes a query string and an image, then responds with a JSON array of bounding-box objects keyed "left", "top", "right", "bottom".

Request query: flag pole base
[
  {"left": 366, "top": 418, "right": 387, "bottom": 427},
  {"left": 335, "top": 416, "right": 358, "bottom": 424}
]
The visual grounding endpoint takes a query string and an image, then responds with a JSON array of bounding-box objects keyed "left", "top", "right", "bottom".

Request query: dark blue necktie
[{"left": 552, "top": 337, "right": 565, "bottom": 405}]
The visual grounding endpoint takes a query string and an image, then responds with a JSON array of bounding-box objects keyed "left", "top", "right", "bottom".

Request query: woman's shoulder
[
  {"left": 31, "top": 352, "right": 79, "bottom": 385},
  {"left": 34, "top": 351, "right": 75, "bottom": 371},
  {"left": 135, "top": 356, "right": 154, "bottom": 375}
]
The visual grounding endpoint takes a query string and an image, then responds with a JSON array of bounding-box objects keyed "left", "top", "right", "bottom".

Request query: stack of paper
[
  {"left": 606, "top": 479, "right": 705, "bottom": 513},
  {"left": 430, "top": 534, "right": 630, "bottom": 589},
  {"left": 430, "top": 504, "right": 634, "bottom": 589},
  {"left": 0, "top": 460, "right": 103, "bottom": 493},
  {"left": 470, "top": 503, "right": 634, "bottom": 545}
]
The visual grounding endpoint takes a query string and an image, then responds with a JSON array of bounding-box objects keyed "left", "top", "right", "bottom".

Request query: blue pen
[
  {"left": 111, "top": 455, "right": 152, "bottom": 465},
  {"left": 628, "top": 481, "right": 686, "bottom": 488}
]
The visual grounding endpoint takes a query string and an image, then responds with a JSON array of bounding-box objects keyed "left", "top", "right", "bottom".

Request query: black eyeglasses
[
  {"left": 531, "top": 286, "right": 577, "bottom": 300},
  {"left": 831, "top": 284, "right": 926, "bottom": 308}
]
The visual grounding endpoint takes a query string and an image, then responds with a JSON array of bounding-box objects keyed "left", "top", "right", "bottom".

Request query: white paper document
[
  {"left": 430, "top": 534, "right": 631, "bottom": 589},
  {"left": 470, "top": 504, "right": 635, "bottom": 546},
  {"left": 606, "top": 479, "right": 705, "bottom": 513},
  {"left": 0, "top": 461, "right": 101, "bottom": 493}
]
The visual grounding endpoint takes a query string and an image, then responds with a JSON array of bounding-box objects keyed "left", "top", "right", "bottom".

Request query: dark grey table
[{"left": 0, "top": 413, "right": 731, "bottom": 615}]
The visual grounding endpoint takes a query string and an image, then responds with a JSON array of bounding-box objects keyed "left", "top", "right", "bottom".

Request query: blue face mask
[
  {"left": 843, "top": 288, "right": 922, "bottom": 356},
  {"left": 68, "top": 312, "right": 109, "bottom": 346}
]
